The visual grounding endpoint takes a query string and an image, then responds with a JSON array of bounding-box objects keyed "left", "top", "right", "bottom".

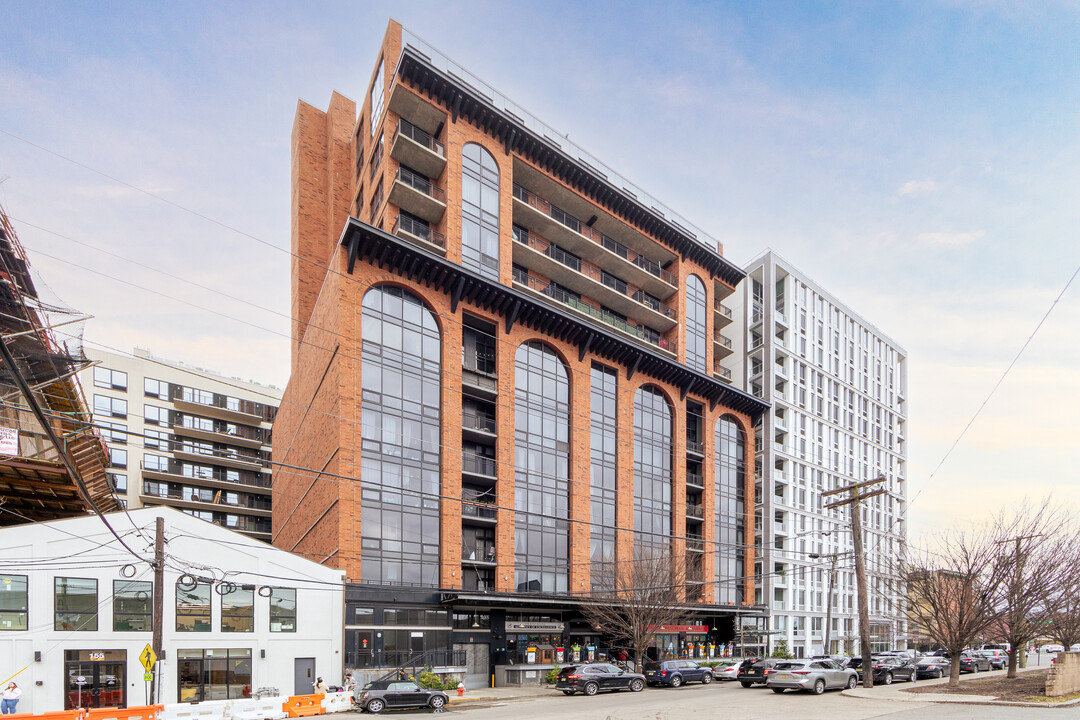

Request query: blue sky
[{"left": 1, "top": 1, "right": 1078, "bottom": 538}]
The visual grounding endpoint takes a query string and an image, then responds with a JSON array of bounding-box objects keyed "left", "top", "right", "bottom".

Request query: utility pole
[
  {"left": 823, "top": 475, "right": 887, "bottom": 689},
  {"left": 810, "top": 552, "right": 842, "bottom": 655},
  {"left": 995, "top": 532, "right": 1042, "bottom": 676},
  {"left": 152, "top": 516, "right": 165, "bottom": 703}
]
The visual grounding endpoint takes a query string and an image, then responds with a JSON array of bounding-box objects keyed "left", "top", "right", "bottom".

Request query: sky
[{"left": 1, "top": 1, "right": 1078, "bottom": 542}]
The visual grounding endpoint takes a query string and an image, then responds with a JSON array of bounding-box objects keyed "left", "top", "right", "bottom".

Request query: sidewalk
[
  {"left": 448, "top": 685, "right": 556, "bottom": 705},
  {"left": 841, "top": 664, "right": 1080, "bottom": 707}
]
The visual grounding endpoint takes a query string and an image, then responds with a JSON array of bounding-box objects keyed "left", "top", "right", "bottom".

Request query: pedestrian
[
  {"left": 343, "top": 673, "right": 356, "bottom": 693},
  {"left": 1, "top": 682, "right": 21, "bottom": 715},
  {"left": 312, "top": 677, "right": 329, "bottom": 695}
]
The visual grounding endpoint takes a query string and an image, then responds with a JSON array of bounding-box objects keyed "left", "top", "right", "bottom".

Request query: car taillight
[
  {"left": 567, "top": 675, "right": 581, "bottom": 680},
  {"left": 764, "top": 669, "right": 774, "bottom": 675},
  {"left": 873, "top": 665, "right": 884, "bottom": 669},
  {"left": 660, "top": 671, "right": 667, "bottom": 676},
  {"left": 792, "top": 670, "right": 810, "bottom": 675}
]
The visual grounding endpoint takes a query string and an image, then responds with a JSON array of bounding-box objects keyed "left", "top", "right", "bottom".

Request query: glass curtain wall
[
  {"left": 715, "top": 415, "right": 746, "bottom": 604},
  {"left": 685, "top": 275, "right": 708, "bottom": 372},
  {"left": 633, "top": 386, "right": 672, "bottom": 555},
  {"left": 514, "top": 341, "right": 570, "bottom": 593},
  {"left": 360, "top": 286, "right": 442, "bottom": 586},
  {"left": 589, "top": 364, "right": 618, "bottom": 590},
  {"left": 461, "top": 143, "right": 500, "bottom": 280}
]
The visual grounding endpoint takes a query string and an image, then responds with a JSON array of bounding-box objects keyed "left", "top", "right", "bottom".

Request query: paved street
[{"left": 429, "top": 679, "right": 1080, "bottom": 720}]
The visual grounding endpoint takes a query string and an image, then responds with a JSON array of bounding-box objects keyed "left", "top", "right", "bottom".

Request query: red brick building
[{"left": 274, "top": 20, "right": 768, "bottom": 684}]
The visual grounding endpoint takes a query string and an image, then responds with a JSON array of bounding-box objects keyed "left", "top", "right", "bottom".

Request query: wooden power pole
[
  {"left": 823, "top": 475, "right": 887, "bottom": 689},
  {"left": 152, "top": 516, "right": 165, "bottom": 703}
]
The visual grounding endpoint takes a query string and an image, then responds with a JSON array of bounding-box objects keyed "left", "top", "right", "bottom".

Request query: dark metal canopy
[
  {"left": 340, "top": 219, "right": 769, "bottom": 420},
  {"left": 395, "top": 48, "right": 746, "bottom": 288},
  {"left": 442, "top": 591, "right": 767, "bottom": 617}
]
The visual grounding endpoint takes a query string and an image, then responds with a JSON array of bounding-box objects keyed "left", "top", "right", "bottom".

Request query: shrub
[
  {"left": 769, "top": 639, "right": 793, "bottom": 659},
  {"left": 546, "top": 665, "right": 561, "bottom": 685},
  {"left": 416, "top": 671, "right": 445, "bottom": 690}
]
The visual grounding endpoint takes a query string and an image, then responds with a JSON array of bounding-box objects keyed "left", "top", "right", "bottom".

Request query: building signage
[
  {"left": 650, "top": 625, "right": 709, "bottom": 633},
  {"left": 0, "top": 427, "right": 18, "bottom": 455},
  {"left": 505, "top": 621, "right": 564, "bottom": 632}
]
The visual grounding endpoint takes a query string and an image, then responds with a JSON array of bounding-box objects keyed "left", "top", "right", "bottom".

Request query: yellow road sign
[{"left": 139, "top": 644, "right": 157, "bottom": 672}]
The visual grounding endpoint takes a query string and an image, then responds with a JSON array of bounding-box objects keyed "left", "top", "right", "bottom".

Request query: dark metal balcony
[
  {"left": 390, "top": 119, "right": 447, "bottom": 179},
  {"left": 462, "top": 451, "right": 497, "bottom": 480},
  {"left": 389, "top": 167, "right": 446, "bottom": 223},
  {"left": 392, "top": 213, "right": 445, "bottom": 254}
]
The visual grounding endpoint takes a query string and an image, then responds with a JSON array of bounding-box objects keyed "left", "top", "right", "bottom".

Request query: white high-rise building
[{"left": 729, "top": 251, "right": 908, "bottom": 657}]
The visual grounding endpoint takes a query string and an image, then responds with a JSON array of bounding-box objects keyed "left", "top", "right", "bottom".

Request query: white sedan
[{"left": 717, "top": 660, "right": 745, "bottom": 681}]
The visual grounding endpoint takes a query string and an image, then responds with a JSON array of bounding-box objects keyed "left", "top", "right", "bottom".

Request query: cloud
[
  {"left": 917, "top": 230, "right": 985, "bottom": 246},
  {"left": 898, "top": 178, "right": 938, "bottom": 195}
]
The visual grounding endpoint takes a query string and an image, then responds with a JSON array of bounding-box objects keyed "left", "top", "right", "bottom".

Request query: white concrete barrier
[
  {"left": 162, "top": 700, "right": 229, "bottom": 720},
  {"left": 320, "top": 692, "right": 352, "bottom": 714},
  {"left": 228, "top": 696, "right": 288, "bottom": 720}
]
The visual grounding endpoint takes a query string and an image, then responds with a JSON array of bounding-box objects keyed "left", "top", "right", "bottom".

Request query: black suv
[
  {"left": 738, "top": 658, "right": 780, "bottom": 687},
  {"left": 555, "top": 663, "right": 647, "bottom": 696},
  {"left": 642, "top": 659, "right": 714, "bottom": 687}
]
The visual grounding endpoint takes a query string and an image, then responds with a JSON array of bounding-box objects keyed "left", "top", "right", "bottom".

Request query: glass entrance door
[{"left": 64, "top": 650, "right": 126, "bottom": 709}]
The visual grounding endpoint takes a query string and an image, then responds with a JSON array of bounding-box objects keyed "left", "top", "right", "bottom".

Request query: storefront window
[
  {"left": 270, "top": 588, "right": 296, "bottom": 632},
  {"left": 221, "top": 585, "right": 254, "bottom": 632},
  {"left": 176, "top": 582, "right": 211, "bottom": 632},
  {"left": 177, "top": 648, "right": 251, "bottom": 701},
  {"left": 113, "top": 580, "right": 152, "bottom": 631}
]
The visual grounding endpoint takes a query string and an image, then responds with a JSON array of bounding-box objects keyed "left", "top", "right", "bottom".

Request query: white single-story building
[{"left": 0, "top": 507, "right": 344, "bottom": 713}]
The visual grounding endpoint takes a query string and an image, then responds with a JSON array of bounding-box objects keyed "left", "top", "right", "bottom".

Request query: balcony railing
[
  {"left": 462, "top": 451, "right": 497, "bottom": 477},
  {"left": 394, "top": 118, "right": 445, "bottom": 158},
  {"left": 462, "top": 501, "right": 497, "bottom": 521},
  {"left": 462, "top": 541, "right": 496, "bottom": 562},
  {"left": 513, "top": 269, "right": 677, "bottom": 354},
  {"left": 345, "top": 649, "right": 466, "bottom": 670},
  {"left": 686, "top": 473, "right": 704, "bottom": 489},
  {"left": 141, "top": 461, "right": 271, "bottom": 488},
  {"left": 393, "top": 213, "right": 446, "bottom": 249},
  {"left": 713, "top": 361, "right": 732, "bottom": 380},
  {"left": 462, "top": 411, "right": 496, "bottom": 434},
  {"left": 395, "top": 167, "right": 446, "bottom": 203},
  {"left": 512, "top": 184, "right": 676, "bottom": 285},
  {"left": 713, "top": 331, "right": 732, "bottom": 349},
  {"left": 141, "top": 483, "right": 272, "bottom": 511},
  {"left": 512, "top": 227, "right": 676, "bottom": 320},
  {"left": 686, "top": 439, "right": 704, "bottom": 455},
  {"left": 686, "top": 537, "right": 704, "bottom": 552},
  {"left": 686, "top": 503, "right": 704, "bottom": 519},
  {"left": 714, "top": 300, "right": 733, "bottom": 320}
]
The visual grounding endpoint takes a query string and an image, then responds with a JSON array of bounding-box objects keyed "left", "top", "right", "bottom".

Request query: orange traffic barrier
[
  {"left": 281, "top": 695, "right": 323, "bottom": 718},
  {"left": 84, "top": 705, "right": 163, "bottom": 720},
  {"left": 6, "top": 712, "right": 85, "bottom": 720}
]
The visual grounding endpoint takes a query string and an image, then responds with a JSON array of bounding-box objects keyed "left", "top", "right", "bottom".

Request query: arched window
[
  {"left": 685, "top": 275, "right": 708, "bottom": 372},
  {"left": 634, "top": 386, "right": 672, "bottom": 554},
  {"left": 359, "top": 286, "right": 442, "bottom": 586},
  {"left": 513, "top": 341, "right": 570, "bottom": 594},
  {"left": 714, "top": 415, "right": 746, "bottom": 604},
  {"left": 461, "top": 143, "right": 500, "bottom": 280}
]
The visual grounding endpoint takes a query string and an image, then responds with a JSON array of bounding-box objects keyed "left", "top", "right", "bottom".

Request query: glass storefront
[
  {"left": 64, "top": 650, "right": 126, "bottom": 709},
  {"left": 178, "top": 648, "right": 252, "bottom": 701}
]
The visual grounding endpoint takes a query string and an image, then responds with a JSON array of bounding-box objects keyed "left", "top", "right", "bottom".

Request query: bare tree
[
  {"left": 989, "top": 499, "right": 1071, "bottom": 678},
  {"left": 1046, "top": 526, "right": 1080, "bottom": 651},
  {"left": 905, "top": 523, "right": 1005, "bottom": 687},
  {"left": 579, "top": 548, "right": 687, "bottom": 671}
]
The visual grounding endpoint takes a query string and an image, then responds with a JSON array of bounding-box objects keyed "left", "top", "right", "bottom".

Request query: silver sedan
[{"left": 765, "top": 659, "right": 858, "bottom": 695}]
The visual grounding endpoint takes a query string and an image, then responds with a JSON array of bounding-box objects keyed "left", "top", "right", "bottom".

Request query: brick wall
[{"left": 1046, "top": 652, "right": 1080, "bottom": 697}]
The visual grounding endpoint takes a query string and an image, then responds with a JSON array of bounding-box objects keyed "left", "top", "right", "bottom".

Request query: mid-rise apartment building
[
  {"left": 732, "top": 251, "right": 908, "bottom": 656},
  {"left": 274, "top": 20, "right": 769, "bottom": 685},
  {"left": 80, "top": 348, "right": 281, "bottom": 541}
]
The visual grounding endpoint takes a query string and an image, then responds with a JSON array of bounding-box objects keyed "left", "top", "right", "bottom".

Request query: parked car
[
  {"left": 355, "top": 680, "right": 448, "bottom": 713},
  {"left": 915, "top": 656, "right": 952, "bottom": 679},
  {"left": 642, "top": 659, "right": 713, "bottom": 687},
  {"left": 765, "top": 659, "right": 858, "bottom": 695},
  {"left": 555, "top": 663, "right": 646, "bottom": 696},
  {"left": 958, "top": 652, "right": 991, "bottom": 673},
  {"left": 848, "top": 656, "right": 916, "bottom": 684},
  {"left": 738, "top": 658, "right": 780, "bottom": 687},
  {"left": 1040, "top": 644, "right": 1065, "bottom": 654},
  {"left": 715, "top": 660, "right": 745, "bottom": 681},
  {"left": 978, "top": 649, "right": 1007, "bottom": 670}
]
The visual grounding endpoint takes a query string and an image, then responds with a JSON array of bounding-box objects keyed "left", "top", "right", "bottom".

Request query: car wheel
[
  {"left": 813, "top": 679, "right": 826, "bottom": 695},
  {"left": 884, "top": 672, "right": 893, "bottom": 685},
  {"left": 771, "top": 687, "right": 785, "bottom": 694},
  {"left": 740, "top": 681, "right": 753, "bottom": 688},
  {"left": 584, "top": 682, "right": 599, "bottom": 696},
  {"left": 366, "top": 698, "right": 384, "bottom": 714},
  {"left": 629, "top": 679, "right": 644, "bottom": 693},
  {"left": 430, "top": 696, "right": 445, "bottom": 709},
  {"left": 702, "top": 673, "right": 713, "bottom": 684},
  {"left": 670, "top": 675, "right": 682, "bottom": 688},
  {"left": 846, "top": 676, "right": 857, "bottom": 690}
]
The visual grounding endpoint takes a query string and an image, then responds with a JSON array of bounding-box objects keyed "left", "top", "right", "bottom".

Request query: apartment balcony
[
  {"left": 140, "top": 484, "right": 272, "bottom": 517},
  {"left": 513, "top": 268, "right": 676, "bottom": 356},
  {"left": 172, "top": 396, "right": 265, "bottom": 427},
  {"left": 775, "top": 310, "right": 789, "bottom": 328},
  {"left": 774, "top": 520, "right": 790, "bottom": 535},
  {"left": 462, "top": 541, "right": 497, "bottom": 565},
  {"left": 686, "top": 502, "right": 705, "bottom": 521},
  {"left": 388, "top": 167, "right": 446, "bottom": 223},
  {"left": 392, "top": 213, "right": 446, "bottom": 255},
  {"left": 714, "top": 299, "right": 734, "bottom": 327},
  {"left": 461, "top": 411, "right": 497, "bottom": 444},
  {"left": 173, "top": 423, "right": 266, "bottom": 450},
  {"left": 389, "top": 119, "right": 447, "bottom": 179},
  {"left": 713, "top": 330, "right": 734, "bottom": 358},
  {"left": 461, "top": 366, "right": 498, "bottom": 400},
  {"left": 512, "top": 227, "right": 677, "bottom": 331},
  {"left": 511, "top": 183, "right": 677, "bottom": 299},
  {"left": 462, "top": 451, "right": 498, "bottom": 484},
  {"left": 461, "top": 500, "right": 497, "bottom": 526},
  {"left": 171, "top": 444, "right": 266, "bottom": 473},
  {"left": 686, "top": 472, "right": 704, "bottom": 491},
  {"left": 713, "top": 361, "right": 732, "bottom": 383},
  {"left": 140, "top": 462, "right": 271, "bottom": 494},
  {"left": 773, "top": 469, "right": 789, "bottom": 486},
  {"left": 686, "top": 536, "right": 704, "bottom": 553},
  {"left": 686, "top": 439, "right": 705, "bottom": 457}
]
